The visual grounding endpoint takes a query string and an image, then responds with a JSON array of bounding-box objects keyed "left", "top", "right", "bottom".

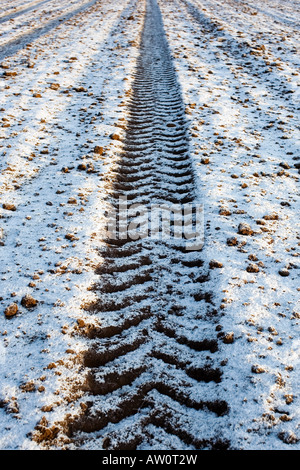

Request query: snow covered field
[
  {"left": 161, "top": 0, "right": 300, "bottom": 449},
  {"left": 0, "top": 0, "right": 299, "bottom": 450}
]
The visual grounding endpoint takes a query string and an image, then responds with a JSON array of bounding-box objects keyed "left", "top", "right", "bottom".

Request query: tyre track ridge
[{"left": 39, "top": 0, "right": 230, "bottom": 450}]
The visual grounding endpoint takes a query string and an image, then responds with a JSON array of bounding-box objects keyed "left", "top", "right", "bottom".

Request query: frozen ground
[
  {"left": 160, "top": 0, "right": 300, "bottom": 449},
  {"left": 0, "top": 0, "right": 144, "bottom": 449},
  {"left": 0, "top": 0, "right": 299, "bottom": 450}
]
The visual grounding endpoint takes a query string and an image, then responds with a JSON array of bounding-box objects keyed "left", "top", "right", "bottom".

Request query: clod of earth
[
  {"left": 20, "top": 381, "right": 36, "bottom": 392},
  {"left": 285, "top": 395, "right": 293, "bottom": 405},
  {"left": 4, "top": 303, "right": 18, "bottom": 318},
  {"left": 238, "top": 223, "right": 253, "bottom": 236},
  {"left": 278, "top": 431, "right": 299, "bottom": 445},
  {"left": 94, "top": 146, "right": 104, "bottom": 155},
  {"left": 2, "top": 203, "right": 16, "bottom": 211},
  {"left": 251, "top": 365, "right": 266, "bottom": 374},
  {"left": 227, "top": 237, "right": 238, "bottom": 246},
  {"left": 4, "top": 71, "right": 17, "bottom": 77},
  {"left": 21, "top": 295, "right": 38, "bottom": 309},
  {"left": 219, "top": 208, "right": 231, "bottom": 216},
  {"left": 67, "top": 197, "right": 77, "bottom": 204},
  {"left": 73, "top": 86, "right": 87, "bottom": 92},
  {"left": 33, "top": 418, "right": 60, "bottom": 443},
  {"left": 77, "top": 163, "right": 87, "bottom": 171},
  {"left": 278, "top": 268, "right": 289, "bottom": 277},
  {"left": 279, "top": 162, "right": 290, "bottom": 169},
  {"left": 209, "top": 259, "right": 223, "bottom": 269},
  {"left": 223, "top": 332, "right": 234, "bottom": 344},
  {"left": 110, "top": 133, "right": 121, "bottom": 140},
  {"left": 263, "top": 213, "right": 279, "bottom": 221},
  {"left": 246, "top": 263, "right": 260, "bottom": 273},
  {"left": 65, "top": 233, "right": 78, "bottom": 241}
]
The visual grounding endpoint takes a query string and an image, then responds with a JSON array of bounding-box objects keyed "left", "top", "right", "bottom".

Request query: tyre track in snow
[{"left": 61, "top": 0, "right": 230, "bottom": 450}]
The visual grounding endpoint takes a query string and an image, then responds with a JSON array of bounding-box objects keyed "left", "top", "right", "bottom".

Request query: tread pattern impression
[{"left": 65, "top": 0, "right": 230, "bottom": 450}]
